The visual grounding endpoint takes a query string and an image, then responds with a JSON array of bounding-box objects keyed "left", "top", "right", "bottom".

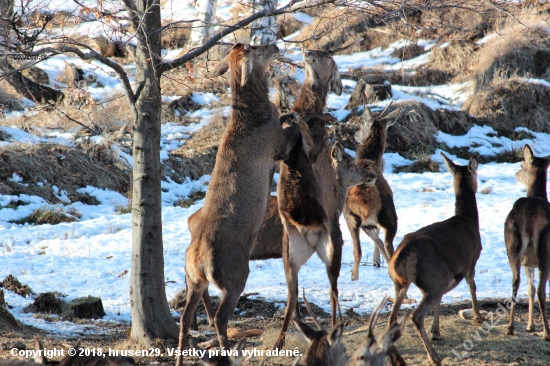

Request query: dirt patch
[
  {"left": 473, "top": 27, "right": 550, "bottom": 91},
  {"left": 0, "top": 142, "right": 130, "bottom": 204},
  {"left": 168, "top": 115, "right": 227, "bottom": 180},
  {"left": 1, "top": 276, "right": 33, "bottom": 298},
  {"left": 464, "top": 78, "right": 550, "bottom": 135}
]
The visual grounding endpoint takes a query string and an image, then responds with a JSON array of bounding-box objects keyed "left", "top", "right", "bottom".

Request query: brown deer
[
  {"left": 388, "top": 153, "right": 482, "bottom": 366},
  {"left": 344, "top": 104, "right": 400, "bottom": 279},
  {"left": 292, "top": 290, "right": 348, "bottom": 366},
  {"left": 274, "top": 142, "right": 378, "bottom": 349},
  {"left": 177, "top": 43, "right": 308, "bottom": 357},
  {"left": 293, "top": 293, "right": 406, "bottom": 366},
  {"left": 346, "top": 296, "right": 407, "bottom": 366},
  {"left": 184, "top": 41, "right": 356, "bottom": 328},
  {"left": 505, "top": 144, "right": 550, "bottom": 340},
  {"left": 33, "top": 338, "right": 135, "bottom": 366}
]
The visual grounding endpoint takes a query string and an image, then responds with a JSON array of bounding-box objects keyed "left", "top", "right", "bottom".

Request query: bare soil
[{"left": 2, "top": 297, "right": 550, "bottom": 365}]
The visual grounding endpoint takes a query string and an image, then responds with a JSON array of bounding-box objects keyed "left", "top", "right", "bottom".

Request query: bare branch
[{"left": 161, "top": 0, "right": 337, "bottom": 73}]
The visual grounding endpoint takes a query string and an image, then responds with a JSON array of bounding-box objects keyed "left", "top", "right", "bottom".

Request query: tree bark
[
  {"left": 250, "top": 0, "right": 278, "bottom": 45},
  {"left": 188, "top": 0, "right": 217, "bottom": 48},
  {"left": 129, "top": 0, "right": 179, "bottom": 347}
]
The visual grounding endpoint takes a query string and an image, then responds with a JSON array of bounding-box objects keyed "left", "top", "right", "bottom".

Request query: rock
[
  {"left": 22, "top": 67, "right": 49, "bottom": 85},
  {"left": 66, "top": 296, "right": 106, "bottom": 319}
]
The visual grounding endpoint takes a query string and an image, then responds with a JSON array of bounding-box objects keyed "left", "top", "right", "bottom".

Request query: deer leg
[
  {"left": 325, "top": 220, "right": 343, "bottom": 325},
  {"left": 382, "top": 225, "right": 396, "bottom": 259},
  {"left": 275, "top": 225, "right": 314, "bottom": 349},
  {"left": 507, "top": 258, "right": 522, "bottom": 335},
  {"left": 537, "top": 266, "right": 550, "bottom": 341},
  {"left": 389, "top": 283, "right": 410, "bottom": 326},
  {"left": 411, "top": 293, "right": 444, "bottom": 366},
  {"left": 215, "top": 285, "right": 245, "bottom": 350},
  {"left": 465, "top": 270, "right": 482, "bottom": 325},
  {"left": 294, "top": 278, "right": 301, "bottom": 319},
  {"left": 344, "top": 210, "right": 362, "bottom": 281},
  {"left": 524, "top": 266, "right": 536, "bottom": 332},
  {"left": 176, "top": 277, "right": 208, "bottom": 366},
  {"left": 202, "top": 288, "right": 216, "bottom": 327},
  {"left": 430, "top": 301, "right": 442, "bottom": 340},
  {"left": 363, "top": 226, "right": 389, "bottom": 267}
]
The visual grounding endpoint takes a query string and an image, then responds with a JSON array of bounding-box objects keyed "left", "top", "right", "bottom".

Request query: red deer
[
  {"left": 177, "top": 43, "right": 309, "bottom": 359},
  {"left": 274, "top": 142, "right": 378, "bottom": 349},
  {"left": 505, "top": 145, "right": 550, "bottom": 340},
  {"left": 344, "top": 104, "right": 400, "bottom": 279},
  {"left": 346, "top": 296, "right": 407, "bottom": 366},
  {"left": 388, "top": 153, "right": 482, "bottom": 366},
  {"left": 32, "top": 338, "right": 135, "bottom": 366}
]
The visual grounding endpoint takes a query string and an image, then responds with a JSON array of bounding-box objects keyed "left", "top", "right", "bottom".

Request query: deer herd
[{"left": 8, "top": 42, "right": 549, "bottom": 366}]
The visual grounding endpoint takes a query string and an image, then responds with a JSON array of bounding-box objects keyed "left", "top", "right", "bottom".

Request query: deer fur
[
  {"left": 346, "top": 297, "right": 407, "bottom": 366},
  {"left": 178, "top": 43, "right": 307, "bottom": 356},
  {"left": 344, "top": 105, "right": 399, "bottom": 279},
  {"left": 388, "top": 153, "right": 482, "bottom": 366},
  {"left": 505, "top": 144, "right": 550, "bottom": 340},
  {"left": 33, "top": 339, "right": 135, "bottom": 366},
  {"left": 274, "top": 142, "right": 378, "bottom": 349}
]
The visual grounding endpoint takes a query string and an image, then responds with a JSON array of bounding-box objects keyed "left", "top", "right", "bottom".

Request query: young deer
[
  {"left": 346, "top": 296, "right": 407, "bottom": 366},
  {"left": 292, "top": 290, "right": 348, "bottom": 366},
  {"left": 505, "top": 144, "right": 550, "bottom": 340},
  {"left": 178, "top": 43, "right": 307, "bottom": 358},
  {"left": 388, "top": 153, "right": 482, "bottom": 366},
  {"left": 344, "top": 104, "right": 400, "bottom": 279},
  {"left": 274, "top": 142, "right": 378, "bottom": 349}
]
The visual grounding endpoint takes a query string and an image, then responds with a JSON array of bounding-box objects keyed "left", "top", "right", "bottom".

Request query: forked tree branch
[{"left": 161, "top": 0, "right": 337, "bottom": 73}]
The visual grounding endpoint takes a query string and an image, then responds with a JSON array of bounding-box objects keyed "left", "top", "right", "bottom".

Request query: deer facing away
[
  {"left": 344, "top": 105, "right": 399, "bottom": 279},
  {"left": 177, "top": 43, "right": 307, "bottom": 357},
  {"left": 505, "top": 144, "right": 550, "bottom": 340},
  {"left": 388, "top": 153, "right": 482, "bottom": 366}
]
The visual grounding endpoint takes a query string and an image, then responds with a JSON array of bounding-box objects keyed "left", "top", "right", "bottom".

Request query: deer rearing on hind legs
[
  {"left": 388, "top": 153, "right": 482, "bottom": 366},
  {"left": 505, "top": 144, "right": 550, "bottom": 341},
  {"left": 177, "top": 43, "right": 310, "bottom": 362},
  {"left": 344, "top": 104, "right": 400, "bottom": 280}
]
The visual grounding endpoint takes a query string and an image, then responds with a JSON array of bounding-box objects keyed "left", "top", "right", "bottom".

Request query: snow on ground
[{"left": 1, "top": 120, "right": 549, "bottom": 336}]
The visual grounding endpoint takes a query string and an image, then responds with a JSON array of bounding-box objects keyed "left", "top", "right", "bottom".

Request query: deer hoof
[
  {"left": 526, "top": 325, "right": 536, "bottom": 332},
  {"left": 544, "top": 333, "right": 550, "bottom": 342},
  {"left": 373, "top": 261, "right": 381, "bottom": 268},
  {"left": 507, "top": 326, "right": 515, "bottom": 335},
  {"left": 431, "top": 331, "right": 442, "bottom": 341},
  {"left": 351, "top": 269, "right": 359, "bottom": 281}
]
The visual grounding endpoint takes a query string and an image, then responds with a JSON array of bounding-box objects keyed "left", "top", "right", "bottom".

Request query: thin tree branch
[{"left": 161, "top": 0, "right": 337, "bottom": 73}]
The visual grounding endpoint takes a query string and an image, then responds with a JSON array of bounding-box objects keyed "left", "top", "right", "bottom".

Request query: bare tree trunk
[
  {"left": 250, "top": 0, "right": 277, "bottom": 45},
  {"left": 129, "top": 0, "right": 179, "bottom": 347},
  {"left": 188, "top": 0, "right": 217, "bottom": 48}
]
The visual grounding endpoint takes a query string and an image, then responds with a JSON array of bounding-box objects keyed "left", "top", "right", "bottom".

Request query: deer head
[
  {"left": 346, "top": 297, "right": 406, "bottom": 366},
  {"left": 441, "top": 153, "right": 479, "bottom": 194},
  {"left": 302, "top": 48, "right": 343, "bottom": 96},
  {"left": 354, "top": 102, "right": 401, "bottom": 144},
  {"left": 331, "top": 142, "right": 377, "bottom": 188},
  {"left": 207, "top": 43, "right": 279, "bottom": 87},
  {"left": 516, "top": 144, "right": 550, "bottom": 187}
]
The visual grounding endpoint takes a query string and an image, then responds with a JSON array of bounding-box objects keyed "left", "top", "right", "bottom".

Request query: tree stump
[
  {"left": 346, "top": 76, "right": 392, "bottom": 109},
  {"left": 67, "top": 296, "right": 106, "bottom": 319}
]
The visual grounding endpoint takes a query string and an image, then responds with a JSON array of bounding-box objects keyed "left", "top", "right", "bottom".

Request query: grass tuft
[{"left": 10, "top": 206, "right": 81, "bottom": 225}]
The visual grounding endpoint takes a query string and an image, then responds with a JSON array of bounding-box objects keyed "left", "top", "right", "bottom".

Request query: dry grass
[
  {"left": 464, "top": 77, "right": 550, "bottom": 135},
  {"left": 168, "top": 114, "right": 228, "bottom": 180},
  {"left": 473, "top": 27, "right": 550, "bottom": 91},
  {"left": 10, "top": 206, "right": 81, "bottom": 225},
  {"left": 433, "top": 108, "right": 476, "bottom": 135},
  {"left": 384, "top": 101, "right": 439, "bottom": 153},
  {"left": 391, "top": 43, "right": 426, "bottom": 60},
  {"left": 428, "top": 40, "right": 478, "bottom": 80},
  {"left": 394, "top": 157, "right": 441, "bottom": 173}
]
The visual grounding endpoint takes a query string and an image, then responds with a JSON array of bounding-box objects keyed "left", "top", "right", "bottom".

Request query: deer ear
[
  {"left": 379, "top": 316, "right": 406, "bottom": 352},
  {"left": 383, "top": 107, "right": 403, "bottom": 128},
  {"left": 34, "top": 338, "right": 47, "bottom": 365},
  {"left": 330, "top": 68, "right": 343, "bottom": 96},
  {"left": 207, "top": 58, "right": 229, "bottom": 78},
  {"left": 328, "top": 323, "right": 344, "bottom": 346},
  {"left": 523, "top": 144, "right": 535, "bottom": 165},
  {"left": 241, "top": 57, "right": 253, "bottom": 86},
  {"left": 230, "top": 339, "right": 246, "bottom": 366},
  {"left": 468, "top": 154, "right": 479, "bottom": 174},
  {"left": 293, "top": 319, "right": 317, "bottom": 343},
  {"left": 441, "top": 152, "right": 457, "bottom": 175},
  {"left": 331, "top": 142, "right": 344, "bottom": 162}
]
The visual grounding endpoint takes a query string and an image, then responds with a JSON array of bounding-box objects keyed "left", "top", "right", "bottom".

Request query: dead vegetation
[
  {"left": 464, "top": 78, "right": 550, "bottom": 135},
  {"left": 0, "top": 142, "right": 130, "bottom": 204},
  {"left": 427, "top": 40, "right": 478, "bottom": 80},
  {"left": 394, "top": 157, "right": 441, "bottom": 173},
  {"left": 9, "top": 206, "right": 81, "bottom": 225}
]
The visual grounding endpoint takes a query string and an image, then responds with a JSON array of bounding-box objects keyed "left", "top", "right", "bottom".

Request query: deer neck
[
  {"left": 455, "top": 184, "right": 479, "bottom": 227},
  {"left": 231, "top": 70, "right": 271, "bottom": 119},
  {"left": 283, "top": 147, "right": 316, "bottom": 186},
  {"left": 356, "top": 127, "right": 385, "bottom": 167},
  {"left": 293, "top": 79, "right": 328, "bottom": 116},
  {"left": 526, "top": 172, "right": 548, "bottom": 201}
]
